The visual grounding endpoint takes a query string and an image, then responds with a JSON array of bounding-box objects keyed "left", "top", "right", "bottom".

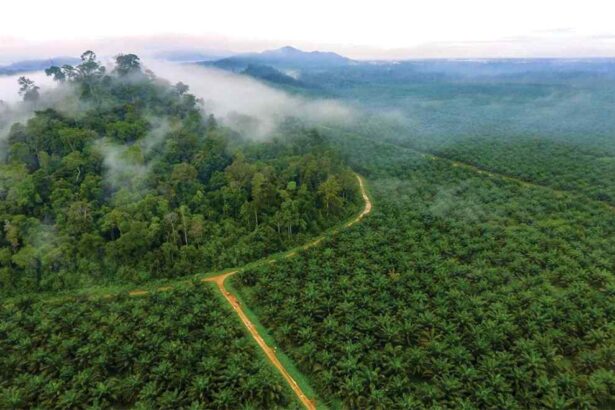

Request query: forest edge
[{"left": 202, "top": 174, "right": 371, "bottom": 410}]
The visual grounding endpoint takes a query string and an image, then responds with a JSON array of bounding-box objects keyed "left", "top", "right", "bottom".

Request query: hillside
[
  {"left": 0, "top": 51, "right": 360, "bottom": 298},
  {"left": 241, "top": 64, "right": 304, "bottom": 86}
]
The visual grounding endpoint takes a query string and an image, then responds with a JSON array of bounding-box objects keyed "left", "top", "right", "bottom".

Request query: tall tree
[
  {"left": 114, "top": 54, "right": 141, "bottom": 76},
  {"left": 17, "top": 77, "right": 39, "bottom": 102}
]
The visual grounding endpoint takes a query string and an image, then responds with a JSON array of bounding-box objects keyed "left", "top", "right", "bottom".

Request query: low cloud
[
  {"left": 146, "top": 60, "right": 354, "bottom": 139},
  {"left": 141, "top": 116, "right": 175, "bottom": 154},
  {"left": 0, "top": 71, "right": 56, "bottom": 103},
  {"left": 96, "top": 140, "right": 150, "bottom": 192},
  {"left": 93, "top": 114, "right": 183, "bottom": 196},
  {"left": 429, "top": 182, "right": 489, "bottom": 223},
  {"left": 0, "top": 78, "right": 84, "bottom": 159}
]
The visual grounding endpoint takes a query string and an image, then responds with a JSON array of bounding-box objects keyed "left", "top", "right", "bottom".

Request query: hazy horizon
[{"left": 2, "top": 1, "right": 615, "bottom": 63}]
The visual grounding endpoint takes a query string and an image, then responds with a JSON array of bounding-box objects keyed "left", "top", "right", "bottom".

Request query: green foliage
[
  {"left": 0, "top": 52, "right": 359, "bottom": 297},
  {"left": 114, "top": 54, "right": 142, "bottom": 77},
  {"left": 6, "top": 53, "right": 615, "bottom": 409},
  {"left": 427, "top": 136, "right": 615, "bottom": 206},
  {"left": 234, "top": 136, "right": 615, "bottom": 409},
  {"left": 299, "top": 59, "right": 615, "bottom": 209},
  {"left": 0, "top": 285, "right": 299, "bottom": 409}
]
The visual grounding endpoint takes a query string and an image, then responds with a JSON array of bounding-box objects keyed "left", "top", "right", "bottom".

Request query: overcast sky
[{"left": 1, "top": 0, "right": 615, "bottom": 61}]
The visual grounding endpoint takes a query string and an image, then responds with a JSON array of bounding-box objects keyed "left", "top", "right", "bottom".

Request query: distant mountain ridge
[
  {"left": 193, "top": 46, "right": 351, "bottom": 93},
  {"left": 257, "top": 46, "right": 351, "bottom": 65},
  {"left": 0, "top": 57, "right": 80, "bottom": 76},
  {"left": 201, "top": 46, "right": 353, "bottom": 72}
]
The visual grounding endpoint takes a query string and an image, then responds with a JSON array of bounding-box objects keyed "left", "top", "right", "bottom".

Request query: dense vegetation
[
  {"left": 319, "top": 70, "right": 615, "bottom": 207},
  {"left": 233, "top": 134, "right": 615, "bottom": 409},
  {"left": 2, "top": 50, "right": 615, "bottom": 409},
  {"left": 341, "top": 119, "right": 615, "bottom": 206},
  {"left": 0, "top": 284, "right": 299, "bottom": 409},
  {"left": 0, "top": 51, "right": 359, "bottom": 296},
  {"left": 245, "top": 55, "right": 615, "bottom": 205},
  {"left": 419, "top": 136, "right": 615, "bottom": 206},
  {"left": 297, "top": 59, "right": 615, "bottom": 153}
]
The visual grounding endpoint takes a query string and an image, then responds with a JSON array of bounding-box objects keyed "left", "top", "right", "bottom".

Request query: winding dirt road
[
  {"left": 8, "top": 174, "right": 371, "bottom": 409},
  {"left": 203, "top": 174, "right": 372, "bottom": 410}
]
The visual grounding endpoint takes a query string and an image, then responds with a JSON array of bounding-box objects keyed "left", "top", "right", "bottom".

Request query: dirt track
[
  {"left": 203, "top": 174, "right": 372, "bottom": 410},
  {"left": 11, "top": 174, "right": 372, "bottom": 409}
]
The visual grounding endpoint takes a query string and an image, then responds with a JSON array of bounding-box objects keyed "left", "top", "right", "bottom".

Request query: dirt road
[
  {"left": 203, "top": 174, "right": 372, "bottom": 410},
  {"left": 13, "top": 174, "right": 372, "bottom": 409}
]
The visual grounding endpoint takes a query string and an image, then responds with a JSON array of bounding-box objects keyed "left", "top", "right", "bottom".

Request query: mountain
[
  {"left": 241, "top": 64, "right": 305, "bottom": 87},
  {"left": 0, "top": 57, "right": 80, "bottom": 75},
  {"left": 257, "top": 46, "right": 351, "bottom": 66},
  {"left": 202, "top": 46, "right": 353, "bottom": 72}
]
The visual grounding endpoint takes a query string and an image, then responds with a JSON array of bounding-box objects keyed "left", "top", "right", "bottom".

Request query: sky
[{"left": 1, "top": 0, "right": 615, "bottom": 61}]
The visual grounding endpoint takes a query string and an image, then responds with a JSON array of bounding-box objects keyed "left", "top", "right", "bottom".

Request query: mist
[
  {"left": 0, "top": 76, "right": 83, "bottom": 161},
  {"left": 146, "top": 61, "right": 354, "bottom": 138},
  {"left": 141, "top": 117, "right": 174, "bottom": 154},
  {"left": 327, "top": 60, "right": 615, "bottom": 158},
  {"left": 0, "top": 71, "right": 55, "bottom": 149},
  {"left": 96, "top": 140, "right": 150, "bottom": 193},
  {"left": 0, "top": 71, "right": 56, "bottom": 103}
]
